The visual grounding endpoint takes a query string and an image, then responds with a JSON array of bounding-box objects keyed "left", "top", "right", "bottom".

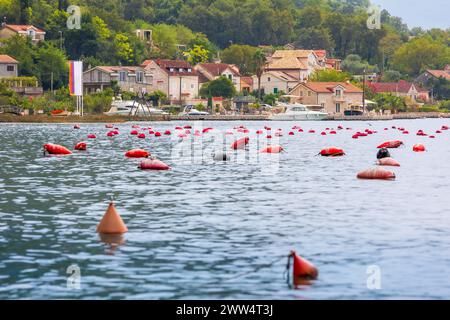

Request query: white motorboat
[
  {"left": 179, "top": 105, "right": 209, "bottom": 116},
  {"left": 104, "top": 100, "right": 168, "bottom": 116},
  {"left": 269, "top": 103, "right": 328, "bottom": 120}
]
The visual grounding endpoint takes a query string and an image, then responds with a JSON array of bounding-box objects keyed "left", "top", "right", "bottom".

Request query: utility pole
[{"left": 362, "top": 68, "right": 366, "bottom": 114}]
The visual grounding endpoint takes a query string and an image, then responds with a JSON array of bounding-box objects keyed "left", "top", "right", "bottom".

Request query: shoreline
[{"left": 0, "top": 112, "right": 449, "bottom": 123}]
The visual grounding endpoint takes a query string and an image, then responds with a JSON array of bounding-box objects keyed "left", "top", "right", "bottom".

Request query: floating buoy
[
  {"left": 131, "top": 125, "right": 140, "bottom": 129},
  {"left": 308, "top": 130, "right": 315, "bottom": 133},
  {"left": 337, "top": 125, "right": 343, "bottom": 130},
  {"left": 403, "top": 130, "right": 409, "bottom": 134},
  {"left": 275, "top": 132, "right": 283, "bottom": 137},
  {"left": 44, "top": 143, "right": 72, "bottom": 155},
  {"left": 175, "top": 126, "right": 183, "bottom": 130},
  {"left": 184, "top": 125, "right": 192, "bottom": 129},
  {"left": 203, "top": 127, "right": 213, "bottom": 133},
  {"left": 231, "top": 137, "right": 249, "bottom": 150},
  {"left": 164, "top": 130, "right": 171, "bottom": 135},
  {"left": 155, "top": 131, "right": 162, "bottom": 137},
  {"left": 377, "top": 140, "right": 403, "bottom": 148},
  {"left": 413, "top": 144, "right": 425, "bottom": 152},
  {"left": 139, "top": 158, "right": 170, "bottom": 170},
  {"left": 298, "top": 129, "right": 303, "bottom": 132},
  {"left": 74, "top": 142, "right": 87, "bottom": 151},
  {"left": 213, "top": 152, "right": 229, "bottom": 161},
  {"left": 149, "top": 130, "right": 155, "bottom": 135},
  {"left": 329, "top": 130, "right": 337, "bottom": 134},
  {"left": 288, "top": 131, "right": 294, "bottom": 135},
  {"left": 256, "top": 130, "right": 263, "bottom": 134},
  {"left": 441, "top": 125, "right": 449, "bottom": 130},
  {"left": 352, "top": 134, "right": 359, "bottom": 139},
  {"left": 130, "top": 130, "right": 138, "bottom": 135},
  {"left": 320, "top": 147, "right": 345, "bottom": 157},
  {"left": 125, "top": 149, "right": 150, "bottom": 158},
  {"left": 73, "top": 124, "right": 80, "bottom": 129},
  {"left": 377, "top": 157, "right": 400, "bottom": 167},
  {"left": 105, "top": 124, "right": 113, "bottom": 128},
  {"left": 357, "top": 168, "right": 395, "bottom": 180},
  {"left": 320, "top": 131, "right": 326, "bottom": 136},
  {"left": 138, "top": 133, "right": 146, "bottom": 139},
  {"left": 266, "top": 135, "right": 272, "bottom": 139},
  {"left": 384, "top": 128, "right": 388, "bottom": 130},
  {"left": 87, "top": 134, "right": 96, "bottom": 139},
  {"left": 429, "top": 135, "right": 435, "bottom": 139},
  {"left": 288, "top": 250, "right": 318, "bottom": 286},
  {"left": 436, "top": 130, "right": 442, "bottom": 134},
  {"left": 376, "top": 148, "right": 391, "bottom": 159},
  {"left": 97, "top": 201, "right": 128, "bottom": 234},
  {"left": 260, "top": 145, "right": 283, "bottom": 153},
  {"left": 107, "top": 131, "right": 115, "bottom": 137}
]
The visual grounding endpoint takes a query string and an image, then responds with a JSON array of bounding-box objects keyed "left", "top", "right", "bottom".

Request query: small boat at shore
[{"left": 269, "top": 103, "right": 328, "bottom": 121}]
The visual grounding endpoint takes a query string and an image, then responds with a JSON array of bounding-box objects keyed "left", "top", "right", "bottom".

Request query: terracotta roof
[
  {"left": 240, "top": 76, "right": 253, "bottom": 86},
  {"left": 368, "top": 80, "right": 416, "bottom": 94},
  {"left": 197, "top": 63, "right": 241, "bottom": 78},
  {"left": 426, "top": 70, "right": 450, "bottom": 81},
  {"left": 143, "top": 59, "right": 196, "bottom": 76},
  {"left": 314, "top": 50, "right": 327, "bottom": 58},
  {"left": 3, "top": 24, "right": 45, "bottom": 33},
  {"left": 303, "top": 82, "right": 363, "bottom": 93},
  {"left": 267, "top": 50, "right": 318, "bottom": 70},
  {"left": 0, "top": 54, "right": 18, "bottom": 63}
]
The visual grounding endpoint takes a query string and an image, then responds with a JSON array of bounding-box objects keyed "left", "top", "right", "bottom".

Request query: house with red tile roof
[
  {"left": 265, "top": 50, "right": 321, "bottom": 82},
  {"left": 287, "top": 82, "right": 363, "bottom": 114},
  {"left": 0, "top": 23, "right": 45, "bottom": 44},
  {"left": 83, "top": 66, "right": 153, "bottom": 94},
  {"left": 415, "top": 65, "right": 450, "bottom": 86},
  {"left": 0, "top": 54, "right": 18, "bottom": 78},
  {"left": 141, "top": 59, "right": 199, "bottom": 104},
  {"left": 251, "top": 71, "right": 300, "bottom": 95},
  {"left": 368, "top": 80, "right": 429, "bottom": 102},
  {"left": 195, "top": 62, "right": 247, "bottom": 92}
]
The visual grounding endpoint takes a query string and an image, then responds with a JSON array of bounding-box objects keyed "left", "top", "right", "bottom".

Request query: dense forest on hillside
[{"left": 0, "top": 0, "right": 449, "bottom": 91}]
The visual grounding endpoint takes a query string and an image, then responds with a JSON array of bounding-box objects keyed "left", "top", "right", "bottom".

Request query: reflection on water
[{"left": 0, "top": 120, "right": 450, "bottom": 299}]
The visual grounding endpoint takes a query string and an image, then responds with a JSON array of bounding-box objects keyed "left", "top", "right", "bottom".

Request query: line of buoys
[
  {"left": 320, "top": 147, "right": 345, "bottom": 157},
  {"left": 413, "top": 143, "right": 425, "bottom": 152},
  {"left": 97, "top": 201, "right": 128, "bottom": 234},
  {"left": 357, "top": 167, "right": 395, "bottom": 180},
  {"left": 260, "top": 145, "right": 283, "bottom": 153},
  {"left": 376, "top": 157, "right": 400, "bottom": 167},
  {"left": 288, "top": 251, "right": 318, "bottom": 286},
  {"left": 377, "top": 140, "right": 403, "bottom": 148},
  {"left": 231, "top": 136, "right": 249, "bottom": 150},
  {"left": 44, "top": 143, "right": 72, "bottom": 155},
  {"left": 74, "top": 142, "right": 87, "bottom": 151},
  {"left": 139, "top": 158, "right": 170, "bottom": 170},
  {"left": 125, "top": 149, "right": 150, "bottom": 158}
]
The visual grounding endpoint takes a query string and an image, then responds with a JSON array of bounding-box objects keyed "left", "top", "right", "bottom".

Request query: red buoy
[
  {"left": 184, "top": 125, "right": 192, "bottom": 129},
  {"left": 266, "top": 135, "right": 272, "bottom": 139},
  {"left": 74, "top": 142, "right": 87, "bottom": 151},
  {"left": 139, "top": 158, "right": 170, "bottom": 170},
  {"left": 413, "top": 144, "right": 425, "bottom": 152},
  {"left": 155, "top": 131, "right": 162, "bottom": 137},
  {"left": 321, "top": 131, "right": 327, "bottom": 136},
  {"left": 320, "top": 147, "right": 345, "bottom": 157},
  {"left": 164, "top": 130, "right": 171, "bottom": 135},
  {"left": 130, "top": 130, "right": 139, "bottom": 135},
  {"left": 260, "top": 145, "right": 283, "bottom": 153},
  {"left": 357, "top": 168, "right": 395, "bottom": 180},
  {"left": 44, "top": 143, "right": 72, "bottom": 155},
  {"left": 256, "top": 130, "right": 263, "bottom": 134},
  {"left": 87, "top": 134, "right": 96, "bottom": 139},
  {"left": 288, "top": 131, "right": 294, "bottom": 135},
  {"left": 308, "top": 129, "right": 315, "bottom": 133},
  {"left": 107, "top": 131, "right": 115, "bottom": 137},
  {"left": 290, "top": 251, "right": 318, "bottom": 285},
  {"left": 377, "top": 140, "right": 403, "bottom": 148},
  {"left": 231, "top": 137, "right": 249, "bottom": 150},
  {"left": 376, "top": 157, "right": 400, "bottom": 167},
  {"left": 125, "top": 149, "right": 150, "bottom": 158},
  {"left": 203, "top": 127, "right": 213, "bottom": 133},
  {"left": 329, "top": 130, "right": 337, "bottom": 134},
  {"left": 138, "top": 133, "right": 146, "bottom": 139}
]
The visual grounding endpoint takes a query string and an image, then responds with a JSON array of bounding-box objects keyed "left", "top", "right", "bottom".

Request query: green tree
[
  {"left": 392, "top": 36, "right": 450, "bottom": 76},
  {"left": 221, "top": 44, "right": 258, "bottom": 75},
  {"left": 254, "top": 49, "right": 267, "bottom": 100},
  {"left": 374, "top": 93, "right": 407, "bottom": 113},
  {"left": 199, "top": 76, "right": 236, "bottom": 98},
  {"left": 294, "top": 27, "right": 335, "bottom": 52},
  {"left": 381, "top": 70, "right": 402, "bottom": 82},
  {"left": 310, "top": 69, "right": 350, "bottom": 82},
  {"left": 183, "top": 45, "right": 209, "bottom": 65},
  {"left": 34, "top": 43, "right": 68, "bottom": 90},
  {"left": 342, "top": 54, "right": 378, "bottom": 75}
]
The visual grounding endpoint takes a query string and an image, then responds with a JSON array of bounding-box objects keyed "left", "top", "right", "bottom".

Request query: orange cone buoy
[
  {"left": 320, "top": 147, "right": 345, "bottom": 157},
  {"left": 44, "top": 143, "right": 72, "bottom": 155},
  {"left": 74, "top": 142, "right": 87, "bottom": 151},
  {"left": 289, "top": 250, "right": 318, "bottom": 286},
  {"left": 357, "top": 168, "right": 396, "bottom": 180},
  {"left": 413, "top": 144, "right": 425, "bottom": 152},
  {"left": 377, "top": 140, "right": 403, "bottom": 148},
  {"left": 260, "top": 145, "right": 283, "bottom": 153},
  {"left": 125, "top": 149, "right": 150, "bottom": 158},
  {"left": 376, "top": 157, "right": 400, "bottom": 167},
  {"left": 97, "top": 201, "right": 128, "bottom": 234}
]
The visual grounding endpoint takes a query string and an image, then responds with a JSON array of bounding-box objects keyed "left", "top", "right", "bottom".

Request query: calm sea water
[{"left": 0, "top": 119, "right": 449, "bottom": 300}]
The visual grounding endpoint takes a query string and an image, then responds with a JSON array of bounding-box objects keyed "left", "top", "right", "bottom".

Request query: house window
[
  {"left": 300, "top": 91, "right": 303, "bottom": 97},
  {"left": 228, "top": 75, "right": 232, "bottom": 80},
  {"left": 321, "top": 103, "right": 325, "bottom": 109},
  {"left": 119, "top": 71, "right": 127, "bottom": 82},
  {"left": 98, "top": 71, "right": 103, "bottom": 82},
  {"left": 267, "top": 77, "right": 271, "bottom": 82},
  {"left": 274, "top": 88, "right": 278, "bottom": 94},
  {"left": 191, "top": 84, "right": 194, "bottom": 89},
  {"left": 136, "top": 71, "right": 143, "bottom": 83},
  {"left": 6, "top": 65, "right": 14, "bottom": 72},
  {"left": 307, "top": 91, "right": 311, "bottom": 96},
  {"left": 187, "top": 68, "right": 192, "bottom": 72},
  {"left": 27, "top": 29, "right": 36, "bottom": 40},
  {"left": 335, "top": 89, "right": 342, "bottom": 97},
  {"left": 169, "top": 68, "right": 174, "bottom": 72},
  {"left": 179, "top": 68, "right": 184, "bottom": 72},
  {"left": 336, "top": 103, "right": 341, "bottom": 113}
]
